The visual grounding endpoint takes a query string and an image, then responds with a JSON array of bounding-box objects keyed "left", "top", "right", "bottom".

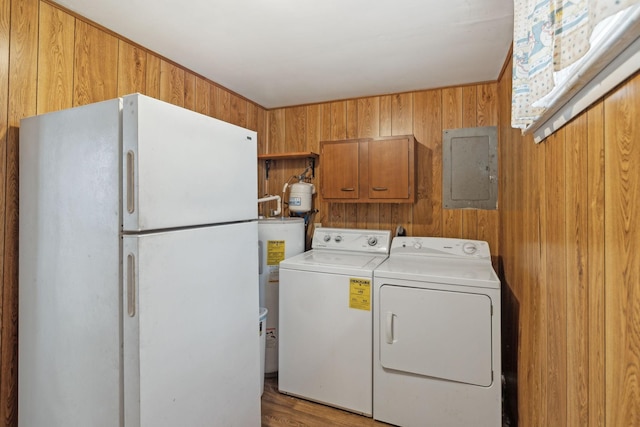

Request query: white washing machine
[
  {"left": 373, "top": 237, "right": 501, "bottom": 427},
  {"left": 278, "top": 227, "right": 392, "bottom": 416}
]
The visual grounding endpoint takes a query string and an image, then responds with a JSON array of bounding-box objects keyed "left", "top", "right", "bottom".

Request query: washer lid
[
  {"left": 280, "top": 250, "right": 388, "bottom": 275},
  {"left": 374, "top": 257, "right": 499, "bottom": 289}
]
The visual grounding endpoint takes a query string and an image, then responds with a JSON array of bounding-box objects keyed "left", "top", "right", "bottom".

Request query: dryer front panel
[{"left": 378, "top": 284, "right": 493, "bottom": 386}]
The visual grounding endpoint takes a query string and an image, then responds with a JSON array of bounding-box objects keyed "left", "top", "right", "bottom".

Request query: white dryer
[
  {"left": 373, "top": 237, "right": 501, "bottom": 427},
  {"left": 278, "top": 228, "right": 392, "bottom": 416}
]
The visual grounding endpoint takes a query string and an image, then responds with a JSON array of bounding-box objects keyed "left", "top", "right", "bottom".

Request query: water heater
[{"left": 258, "top": 217, "right": 305, "bottom": 375}]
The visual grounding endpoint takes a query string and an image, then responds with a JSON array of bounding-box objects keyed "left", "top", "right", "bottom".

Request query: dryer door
[{"left": 379, "top": 285, "right": 493, "bottom": 386}]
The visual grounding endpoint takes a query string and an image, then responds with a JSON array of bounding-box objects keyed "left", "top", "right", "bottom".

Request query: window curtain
[{"left": 511, "top": 0, "right": 640, "bottom": 132}]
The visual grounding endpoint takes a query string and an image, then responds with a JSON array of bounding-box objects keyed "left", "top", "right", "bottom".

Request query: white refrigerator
[{"left": 18, "top": 94, "right": 261, "bottom": 426}]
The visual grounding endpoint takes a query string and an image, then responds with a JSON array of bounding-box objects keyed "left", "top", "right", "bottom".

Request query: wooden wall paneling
[
  {"left": 37, "top": 2, "right": 74, "bottom": 114},
  {"left": 117, "top": 41, "right": 146, "bottom": 97},
  {"left": 4, "top": 0, "right": 39, "bottom": 423},
  {"left": 144, "top": 53, "right": 161, "bottom": 98},
  {"left": 357, "top": 96, "right": 379, "bottom": 138},
  {"left": 356, "top": 97, "right": 380, "bottom": 229},
  {"left": 527, "top": 134, "right": 547, "bottom": 427},
  {"left": 586, "top": 101, "right": 605, "bottom": 427},
  {"left": 389, "top": 93, "right": 414, "bottom": 235},
  {"left": 564, "top": 115, "right": 589, "bottom": 426},
  {"left": 314, "top": 103, "right": 332, "bottom": 226},
  {"left": 441, "top": 87, "right": 463, "bottom": 238},
  {"left": 391, "top": 93, "right": 412, "bottom": 136},
  {"left": 0, "top": 0, "right": 9, "bottom": 354},
  {"left": 73, "top": 20, "right": 118, "bottom": 106},
  {"left": 211, "top": 85, "right": 231, "bottom": 122},
  {"left": 327, "top": 101, "right": 347, "bottom": 227},
  {"left": 262, "top": 109, "right": 285, "bottom": 216},
  {"left": 377, "top": 96, "right": 392, "bottom": 231},
  {"left": 461, "top": 85, "right": 478, "bottom": 240},
  {"left": 379, "top": 95, "right": 392, "bottom": 137},
  {"left": 229, "top": 94, "right": 247, "bottom": 128},
  {"left": 476, "top": 83, "right": 499, "bottom": 259},
  {"left": 183, "top": 72, "right": 196, "bottom": 111},
  {"left": 604, "top": 73, "right": 640, "bottom": 427},
  {"left": 159, "top": 60, "right": 184, "bottom": 107},
  {"left": 544, "top": 128, "right": 567, "bottom": 427},
  {"left": 344, "top": 100, "right": 358, "bottom": 227},
  {"left": 412, "top": 89, "right": 442, "bottom": 237},
  {"left": 194, "top": 76, "right": 210, "bottom": 116}
]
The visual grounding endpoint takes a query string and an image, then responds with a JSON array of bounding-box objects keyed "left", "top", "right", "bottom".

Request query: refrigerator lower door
[{"left": 123, "top": 221, "right": 260, "bottom": 427}]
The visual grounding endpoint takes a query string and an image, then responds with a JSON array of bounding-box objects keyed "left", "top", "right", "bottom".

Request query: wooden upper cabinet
[
  {"left": 320, "top": 139, "right": 360, "bottom": 199},
  {"left": 321, "top": 135, "right": 416, "bottom": 203}
]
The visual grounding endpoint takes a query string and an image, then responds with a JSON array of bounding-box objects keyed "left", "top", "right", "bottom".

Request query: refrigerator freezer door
[
  {"left": 123, "top": 221, "right": 261, "bottom": 427},
  {"left": 122, "top": 94, "right": 258, "bottom": 232}
]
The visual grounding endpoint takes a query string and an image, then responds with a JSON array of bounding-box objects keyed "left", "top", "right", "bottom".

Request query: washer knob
[
  {"left": 413, "top": 242, "right": 422, "bottom": 249},
  {"left": 335, "top": 235, "right": 343, "bottom": 243},
  {"left": 367, "top": 237, "right": 378, "bottom": 246},
  {"left": 323, "top": 234, "right": 331, "bottom": 242},
  {"left": 462, "top": 242, "right": 478, "bottom": 254}
]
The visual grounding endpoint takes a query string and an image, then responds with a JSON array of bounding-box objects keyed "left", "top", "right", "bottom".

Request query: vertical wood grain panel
[
  {"left": 461, "top": 86, "right": 478, "bottom": 240},
  {"left": 391, "top": 93, "right": 412, "bottom": 135},
  {"left": 194, "top": 76, "right": 210, "bottom": 116},
  {"left": 211, "top": 86, "right": 231, "bottom": 122},
  {"left": 117, "top": 41, "right": 146, "bottom": 97},
  {"left": 183, "top": 72, "right": 195, "bottom": 111},
  {"left": 565, "top": 114, "right": 589, "bottom": 427},
  {"left": 5, "top": 0, "right": 39, "bottom": 424},
  {"left": 379, "top": 95, "right": 391, "bottom": 137},
  {"left": 144, "top": 53, "right": 161, "bottom": 98},
  {"left": 229, "top": 94, "right": 247, "bottom": 128},
  {"left": 73, "top": 20, "right": 118, "bottom": 106},
  {"left": 476, "top": 83, "right": 499, "bottom": 260},
  {"left": 586, "top": 101, "right": 605, "bottom": 427},
  {"left": 285, "top": 106, "right": 306, "bottom": 152},
  {"left": 441, "top": 87, "right": 462, "bottom": 238},
  {"left": 544, "top": 128, "right": 567, "bottom": 427},
  {"left": 604, "top": 73, "right": 640, "bottom": 427},
  {"left": 37, "top": 2, "right": 74, "bottom": 113},
  {"left": 412, "top": 89, "right": 442, "bottom": 237},
  {"left": 159, "top": 59, "right": 184, "bottom": 106},
  {"left": 328, "top": 101, "right": 347, "bottom": 226},
  {"left": 357, "top": 96, "right": 379, "bottom": 138}
]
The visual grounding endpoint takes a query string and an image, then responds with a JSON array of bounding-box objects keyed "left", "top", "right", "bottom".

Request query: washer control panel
[
  {"left": 312, "top": 228, "right": 392, "bottom": 254},
  {"left": 391, "top": 237, "right": 491, "bottom": 259}
]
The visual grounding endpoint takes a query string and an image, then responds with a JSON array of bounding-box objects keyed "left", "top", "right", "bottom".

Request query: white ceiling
[{"left": 53, "top": 0, "right": 514, "bottom": 109}]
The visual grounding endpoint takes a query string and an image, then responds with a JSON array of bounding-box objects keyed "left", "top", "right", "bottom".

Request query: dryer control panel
[
  {"left": 312, "top": 228, "right": 391, "bottom": 254},
  {"left": 391, "top": 237, "right": 491, "bottom": 260}
]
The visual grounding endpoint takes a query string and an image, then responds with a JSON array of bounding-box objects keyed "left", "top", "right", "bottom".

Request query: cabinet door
[
  {"left": 368, "top": 137, "right": 410, "bottom": 199},
  {"left": 321, "top": 140, "right": 359, "bottom": 199}
]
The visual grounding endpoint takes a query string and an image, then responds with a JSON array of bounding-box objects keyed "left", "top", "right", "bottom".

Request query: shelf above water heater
[{"left": 258, "top": 152, "right": 319, "bottom": 179}]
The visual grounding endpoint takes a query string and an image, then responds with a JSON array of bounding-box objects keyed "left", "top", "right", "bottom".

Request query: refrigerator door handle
[
  {"left": 127, "top": 253, "right": 136, "bottom": 317},
  {"left": 126, "top": 150, "right": 135, "bottom": 213}
]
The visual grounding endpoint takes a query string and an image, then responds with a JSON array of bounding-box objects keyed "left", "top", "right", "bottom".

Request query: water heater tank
[
  {"left": 258, "top": 217, "right": 305, "bottom": 375},
  {"left": 288, "top": 182, "right": 315, "bottom": 213}
]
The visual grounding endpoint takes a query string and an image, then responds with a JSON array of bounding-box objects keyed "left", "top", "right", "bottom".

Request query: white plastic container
[
  {"left": 288, "top": 182, "right": 315, "bottom": 213},
  {"left": 259, "top": 307, "right": 268, "bottom": 395},
  {"left": 258, "top": 218, "right": 305, "bottom": 375}
]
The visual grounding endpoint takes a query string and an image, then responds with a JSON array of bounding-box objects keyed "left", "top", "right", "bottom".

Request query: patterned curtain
[{"left": 511, "top": 0, "right": 639, "bottom": 130}]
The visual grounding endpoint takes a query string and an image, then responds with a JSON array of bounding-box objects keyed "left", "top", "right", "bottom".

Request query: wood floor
[{"left": 261, "top": 376, "right": 392, "bottom": 427}]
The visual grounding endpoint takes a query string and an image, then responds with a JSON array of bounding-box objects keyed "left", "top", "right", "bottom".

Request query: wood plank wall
[
  {"left": 497, "top": 56, "right": 640, "bottom": 426},
  {"left": 0, "top": 1, "right": 267, "bottom": 425},
  {"left": 261, "top": 86, "right": 500, "bottom": 260}
]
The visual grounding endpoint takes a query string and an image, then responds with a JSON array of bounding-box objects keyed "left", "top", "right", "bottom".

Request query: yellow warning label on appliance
[
  {"left": 267, "top": 240, "right": 286, "bottom": 266},
  {"left": 349, "top": 278, "right": 371, "bottom": 311}
]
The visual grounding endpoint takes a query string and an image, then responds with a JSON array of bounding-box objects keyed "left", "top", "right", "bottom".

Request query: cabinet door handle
[
  {"left": 372, "top": 187, "right": 388, "bottom": 191},
  {"left": 341, "top": 187, "right": 355, "bottom": 192}
]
